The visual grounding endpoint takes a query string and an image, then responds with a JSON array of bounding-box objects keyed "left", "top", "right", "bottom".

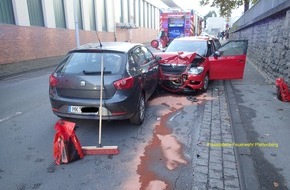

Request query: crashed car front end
[{"left": 157, "top": 52, "right": 208, "bottom": 93}]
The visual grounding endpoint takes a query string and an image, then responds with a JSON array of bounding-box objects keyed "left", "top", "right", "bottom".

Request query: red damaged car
[{"left": 151, "top": 36, "right": 248, "bottom": 93}]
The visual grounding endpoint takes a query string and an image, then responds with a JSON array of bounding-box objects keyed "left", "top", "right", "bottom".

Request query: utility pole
[{"left": 73, "top": 0, "right": 80, "bottom": 47}]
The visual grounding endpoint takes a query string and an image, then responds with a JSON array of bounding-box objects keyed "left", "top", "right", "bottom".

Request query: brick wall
[{"left": 0, "top": 25, "right": 158, "bottom": 64}]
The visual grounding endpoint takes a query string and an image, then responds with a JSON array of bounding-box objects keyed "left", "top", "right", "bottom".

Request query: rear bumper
[
  {"left": 50, "top": 89, "right": 140, "bottom": 120},
  {"left": 52, "top": 110, "right": 135, "bottom": 120}
]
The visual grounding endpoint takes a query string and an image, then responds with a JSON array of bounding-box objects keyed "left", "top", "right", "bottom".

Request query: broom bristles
[{"left": 82, "top": 146, "right": 119, "bottom": 155}]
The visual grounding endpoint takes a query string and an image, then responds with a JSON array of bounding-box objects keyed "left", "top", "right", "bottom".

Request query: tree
[
  {"left": 200, "top": 0, "right": 259, "bottom": 18},
  {"left": 204, "top": 10, "right": 218, "bottom": 20}
]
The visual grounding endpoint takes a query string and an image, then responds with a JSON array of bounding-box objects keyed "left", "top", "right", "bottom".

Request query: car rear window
[
  {"left": 59, "top": 52, "right": 125, "bottom": 74},
  {"left": 166, "top": 40, "right": 207, "bottom": 57}
]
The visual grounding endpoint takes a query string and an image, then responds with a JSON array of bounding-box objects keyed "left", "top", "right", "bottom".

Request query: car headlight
[{"left": 188, "top": 66, "right": 204, "bottom": 75}]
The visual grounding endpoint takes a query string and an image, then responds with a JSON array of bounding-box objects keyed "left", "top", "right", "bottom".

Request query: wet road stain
[
  {"left": 122, "top": 94, "right": 215, "bottom": 190},
  {"left": 187, "top": 93, "right": 217, "bottom": 105},
  {"left": 32, "top": 183, "right": 42, "bottom": 189},
  {"left": 137, "top": 96, "right": 189, "bottom": 190},
  {"left": 35, "top": 158, "right": 45, "bottom": 163},
  {"left": 46, "top": 163, "right": 56, "bottom": 173}
]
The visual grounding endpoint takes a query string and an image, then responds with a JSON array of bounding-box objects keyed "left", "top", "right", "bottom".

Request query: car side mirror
[
  {"left": 151, "top": 40, "right": 160, "bottom": 49},
  {"left": 155, "top": 55, "right": 162, "bottom": 62},
  {"left": 214, "top": 51, "right": 221, "bottom": 58}
]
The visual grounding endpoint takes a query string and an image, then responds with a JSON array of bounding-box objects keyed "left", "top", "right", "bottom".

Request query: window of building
[
  {"left": 101, "top": 0, "right": 107, "bottom": 31},
  {"left": 151, "top": 6, "right": 154, "bottom": 29},
  {"left": 138, "top": 0, "right": 142, "bottom": 27},
  {"left": 127, "top": 0, "right": 130, "bottom": 23},
  {"left": 75, "top": 0, "right": 83, "bottom": 29},
  {"left": 120, "top": 0, "right": 123, "bottom": 23},
  {"left": 53, "top": 0, "right": 66, "bottom": 28},
  {"left": 143, "top": 2, "right": 146, "bottom": 28},
  {"left": 27, "top": 0, "right": 45, "bottom": 26},
  {"left": 88, "top": 0, "right": 96, "bottom": 30},
  {"left": 148, "top": 4, "right": 151, "bottom": 28},
  {"left": 114, "top": 0, "right": 122, "bottom": 23},
  {"left": 134, "top": 0, "right": 137, "bottom": 25},
  {"left": 0, "top": 0, "right": 15, "bottom": 24}
]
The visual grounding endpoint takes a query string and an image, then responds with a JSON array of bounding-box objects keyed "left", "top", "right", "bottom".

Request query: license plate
[
  {"left": 68, "top": 106, "right": 82, "bottom": 114},
  {"left": 164, "top": 76, "right": 178, "bottom": 80}
]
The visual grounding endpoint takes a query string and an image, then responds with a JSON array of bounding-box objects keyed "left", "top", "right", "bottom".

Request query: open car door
[{"left": 209, "top": 40, "right": 248, "bottom": 80}]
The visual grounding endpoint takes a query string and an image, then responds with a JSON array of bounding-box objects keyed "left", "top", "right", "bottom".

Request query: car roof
[
  {"left": 72, "top": 42, "right": 143, "bottom": 53},
  {"left": 173, "top": 36, "right": 218, "bottom": 42}
]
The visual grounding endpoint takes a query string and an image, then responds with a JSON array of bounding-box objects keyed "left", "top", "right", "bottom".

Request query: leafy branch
[{"left": 200, "top": 0, "right": 259, "bottom": 17}]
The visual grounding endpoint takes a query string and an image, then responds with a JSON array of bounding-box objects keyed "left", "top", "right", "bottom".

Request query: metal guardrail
[{"left": 232, "top": 0, "right": 290, "bottom": 32}]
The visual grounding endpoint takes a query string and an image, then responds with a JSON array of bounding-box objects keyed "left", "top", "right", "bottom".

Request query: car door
[
  {"left": 208, "top": 40, "right": 248, "bottom": 80},
  {"left": 141, "top": 46, "right": 159, "bottom": 94},
  {"left": 131, "top": 47, "right": 152, "bottom": 100}
]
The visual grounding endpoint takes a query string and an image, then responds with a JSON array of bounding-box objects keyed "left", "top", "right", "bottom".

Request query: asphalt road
[{"left": 0, "top": 68, "right": 203, "bottom": 190}]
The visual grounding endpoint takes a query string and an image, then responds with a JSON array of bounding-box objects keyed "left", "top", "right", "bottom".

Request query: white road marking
[
  {"left": 169, "top": 111, "right": 182, "bottom": 121},
  {"left": 0, "top": 112, "right": 23, "bottom": 123}
]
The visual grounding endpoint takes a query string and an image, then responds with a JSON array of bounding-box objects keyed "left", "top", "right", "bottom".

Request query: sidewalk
[
  {"left": 225, "top": 59, "right": 290, "bottom": 189},
  {"left": 0, "top": 56, "right": 64, "bottom": 80},
  {"left": 192, "top": 80, "right": 241, "bottom": 189},
  {"left": 191, "top": 58, "right": 290, "bottom": 189}
]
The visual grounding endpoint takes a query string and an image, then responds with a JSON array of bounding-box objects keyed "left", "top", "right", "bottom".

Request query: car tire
[
  {"left": 201, "top": 73, "right": 209, "bottom": 92},
  {"left": 130, "top": 93, "right": 145, "bottom": 125}
]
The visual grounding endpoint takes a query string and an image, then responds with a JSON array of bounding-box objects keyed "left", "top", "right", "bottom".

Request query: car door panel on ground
[{"left": 209, "top": 40, "right": 248, "bottom": 80}]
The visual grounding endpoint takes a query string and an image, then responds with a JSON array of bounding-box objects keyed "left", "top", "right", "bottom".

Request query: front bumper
[{"left": 159, "top": 73, "right": 204, "bottom": 92}]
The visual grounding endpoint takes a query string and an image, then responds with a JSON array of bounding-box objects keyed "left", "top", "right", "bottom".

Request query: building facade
[{"left": 0, "top": 0, "right": 161, "bottom": 64}]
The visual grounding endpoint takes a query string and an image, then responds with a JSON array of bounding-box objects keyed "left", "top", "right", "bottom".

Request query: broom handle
[{"left": 98, "top": 53, "right": 104, "bottom": 147}]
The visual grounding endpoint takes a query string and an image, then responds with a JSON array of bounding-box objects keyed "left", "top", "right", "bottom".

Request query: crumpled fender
[
  {"left": 156, "top": 52, "right": 197, "bottom": 65},
  {"left": 156, "top": 52, "right": 198, "bottom": 92}
]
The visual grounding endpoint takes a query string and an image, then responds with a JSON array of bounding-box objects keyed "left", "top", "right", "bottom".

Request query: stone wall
[
  {"left": 230, "top": 6, "right": 290, "bottom": 84},
  {"left": 0, "top": 25, "right": 158, "bottom": 65}
]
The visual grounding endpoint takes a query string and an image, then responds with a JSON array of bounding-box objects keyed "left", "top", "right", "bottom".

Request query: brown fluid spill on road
[
  {"left": 122, "top": 94, "right": 216, "bottom": 190},
  {"left": 137, "top": 96, "right": 190, "bottom": 190},
  {"left": 145, "top": 180, "right": 167, "bottom": 190},
  {"left": 157, "top": 134, "right": 187, "bottom": 170}
]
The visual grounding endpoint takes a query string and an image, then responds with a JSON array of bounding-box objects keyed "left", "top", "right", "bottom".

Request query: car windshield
[
  {"left": 59, "top": 52, "right": 125, "bottom": 74},
  {"left": 165, "top": 40, "right": 207, "bottom": 56}
]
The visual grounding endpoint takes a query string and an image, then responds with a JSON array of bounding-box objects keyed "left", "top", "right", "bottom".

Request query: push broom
[{"left": 82, "top": 36, "right": 119, "bottom": 155}]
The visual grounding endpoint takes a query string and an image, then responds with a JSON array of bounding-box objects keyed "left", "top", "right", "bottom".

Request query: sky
[{"left": 146, "top": 0, "right": 244, "bottom": 18}]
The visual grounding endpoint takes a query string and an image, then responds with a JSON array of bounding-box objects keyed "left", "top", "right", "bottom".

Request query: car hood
[{"left": 155, "top": 52, "right": 197, "bottom": 65}]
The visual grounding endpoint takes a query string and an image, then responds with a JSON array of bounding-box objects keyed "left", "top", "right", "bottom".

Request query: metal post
[{"left": 73, "top": 0, "right": 80, "bottom": 47}]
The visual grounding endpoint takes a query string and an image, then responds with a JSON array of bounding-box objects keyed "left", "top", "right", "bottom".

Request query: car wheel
[
  {"left": 276, "top": 86, "right": 282, "bottom": 101},
  {"left": 130, "top": 93, "right": 145, "bottom": 125},
  {"left": 201, "top": 73, "right": 209, "bottom": 92}
]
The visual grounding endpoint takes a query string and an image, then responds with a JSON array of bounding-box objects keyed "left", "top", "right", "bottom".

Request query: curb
[{"left": 0, "top": 56, "right": 65, "bottom": 80}]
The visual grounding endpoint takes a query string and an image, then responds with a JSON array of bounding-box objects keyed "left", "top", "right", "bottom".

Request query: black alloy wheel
[{"left": 130, "top": 93, "right": 145, "bottom": 125}]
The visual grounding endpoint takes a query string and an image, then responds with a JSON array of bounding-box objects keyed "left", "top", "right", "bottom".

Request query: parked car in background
[
  {"left": 151, "top": 36, "right": 248, "bottom": 93},
  {"left": 49, "top": 42, "right": 160, "bottom": 125}
]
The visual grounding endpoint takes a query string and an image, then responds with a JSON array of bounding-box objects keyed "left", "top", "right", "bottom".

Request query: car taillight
[
  {"left": 49, "top": 74, "right": 58, "bottom": 87},
  {"left": 114, "top": 76, "right": 134, "bottom": 90}
]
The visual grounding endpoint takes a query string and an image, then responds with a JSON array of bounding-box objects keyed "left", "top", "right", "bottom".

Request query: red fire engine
[{"left": 156, "top": 9, "right": 198, "bottom": 48}]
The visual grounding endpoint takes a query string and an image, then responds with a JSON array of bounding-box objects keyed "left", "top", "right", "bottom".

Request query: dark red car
[{"left": 151, "top": 36, "right": 248, "bottom": 93}]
